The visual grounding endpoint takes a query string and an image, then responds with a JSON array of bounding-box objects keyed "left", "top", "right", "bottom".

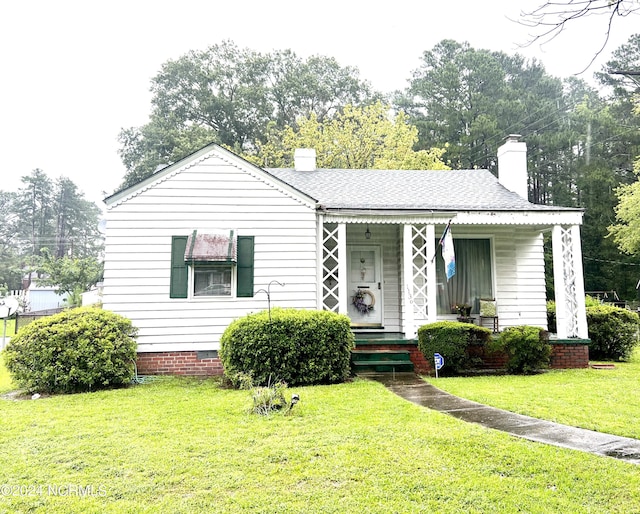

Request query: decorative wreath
[{"left": 352, "top": 289, "right": 375, "bottom": 315}]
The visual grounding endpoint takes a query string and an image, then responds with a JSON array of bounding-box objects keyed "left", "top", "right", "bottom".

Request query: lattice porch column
[
  {"left": 337, "top": 223, "right": 348, "bottom": 314},
  {"left": 402, "top": 225, "right": 416, "bottom": 338},
  {"left": 321, "top": 222, "right": 340, "bottom": 313},
  {"left": 426, "top": 225, "right": 437, "bottom": 323},
  {"left": 403, "top": 224, "right": 436, "bottom": 338},
  {"left": 552, "top": 225, "right": 588, "bottom": 338}
]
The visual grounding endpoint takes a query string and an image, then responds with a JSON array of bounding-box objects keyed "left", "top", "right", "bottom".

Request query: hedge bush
[
  {"left": 417, "top": 321, "right": 492, "bottom": 375},
  {"left": 547, "top": 296, "right": 602, "bottom": 335},
  {"left": 586, "top": 304, "right": 639, "bottom": 361},
  {"left": 4, "top": 307, "right": 138, "bottom": 394},
  {"left": 219, "top": 308, "right": 354, "bottom": 386},
  {"left": 496, "top": 325, "right": 551, "bottom": 374}
]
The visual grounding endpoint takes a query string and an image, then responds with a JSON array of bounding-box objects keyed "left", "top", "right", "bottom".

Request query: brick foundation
[
  {"left": 136, "top": 341, "right": 589, "bottom": 377},
  {"left": 354, "top": 340, "right": 589, "bottom": 373},
  {"left": 550, "top": 342, "right": 589, "bottom": 369},
  {"left": 136, "top": 351, "right": 224, "bottom": 376}
]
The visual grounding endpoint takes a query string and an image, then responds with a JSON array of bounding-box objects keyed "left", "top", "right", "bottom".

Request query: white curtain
[{"left": 436, "top": 239, "right": 493, "bottom": 315}]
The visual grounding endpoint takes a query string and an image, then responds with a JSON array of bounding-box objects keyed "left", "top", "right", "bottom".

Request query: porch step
[{"left": 351, "top": 349, "right": 414, "bottom": 373}]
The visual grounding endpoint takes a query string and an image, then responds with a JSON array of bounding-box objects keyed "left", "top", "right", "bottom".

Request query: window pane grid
[{"left": 194, "top": 267, "right": 232, "bottom": 296}]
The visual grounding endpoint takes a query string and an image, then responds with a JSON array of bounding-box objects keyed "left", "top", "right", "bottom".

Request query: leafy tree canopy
[
  {"left": 609, "top": 157, "right": 640, "bottom": 255},
  {"left": 118, "top": 40, "right": 379, "bottom": 189},
  {"left": 0, "top": 170, "right": 103, "bottom": 292},
  {"left": 396, "top": 40, "right": 566, "bottom": 175},
  {"left": 598, "top": 34, "right": 640, "bottom": 97},
  {"left": 38, "top": 248, "right": 103, "bottom": 298},
  {"left": 251, "top": 102, "right": 449, "bottom": 170}
]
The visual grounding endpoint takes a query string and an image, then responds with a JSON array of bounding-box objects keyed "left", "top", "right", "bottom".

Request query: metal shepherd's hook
[{"left": 254, "top": 280, "right": 285, "bottom": 321}]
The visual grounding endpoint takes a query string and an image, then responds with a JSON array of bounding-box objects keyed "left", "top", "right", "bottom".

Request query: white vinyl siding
[
  {"left": 103, "top": 154, "right": 317, "bottom": 352},
  {"left": 493, "top": 227, "right": 548, "bottom": 329}
]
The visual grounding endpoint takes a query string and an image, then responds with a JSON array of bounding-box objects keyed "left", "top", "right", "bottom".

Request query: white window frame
[
  {"left": 189, "top": 263, "right": 236, "bottom": 300},
  {"left": 435, "top": 234, "right": 496, "bottom": 316}
]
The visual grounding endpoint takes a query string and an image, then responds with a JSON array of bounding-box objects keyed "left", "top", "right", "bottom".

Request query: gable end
[{"left": 105, "top": 144, "right": 317, "bottom": 210}]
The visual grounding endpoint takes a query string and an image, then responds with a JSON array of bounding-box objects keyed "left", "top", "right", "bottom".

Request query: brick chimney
[
  {"left": 497, "top": 135, "right": 528, "bottom": 199},
  {"left": 294, "top": 148, "right": 316, "bottom": 171}
]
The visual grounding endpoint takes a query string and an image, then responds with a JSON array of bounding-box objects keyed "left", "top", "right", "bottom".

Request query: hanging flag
[{"left": 441, "top": 223, "right": 456, "bottom": 281}]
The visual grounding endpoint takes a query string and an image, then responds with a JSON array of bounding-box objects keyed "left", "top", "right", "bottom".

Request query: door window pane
[{"left": 350, "top": 250, "right": 376, "bottom": 282}]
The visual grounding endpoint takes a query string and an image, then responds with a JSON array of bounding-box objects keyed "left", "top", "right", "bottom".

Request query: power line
[{"left": 584, "top": 256, "right": 640, "bottom": 267}]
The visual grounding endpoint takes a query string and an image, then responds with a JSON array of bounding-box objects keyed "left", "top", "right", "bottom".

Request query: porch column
[
  {"left": 402, "top": 224, "right": 436, "bottom": 338},
  {"left": 402, "top": 225, "right": 416, "bottom": 338},
  {"left": 426, "top": 224, "right": 437, "bottom": 324},
  {"left": 552, "top": 225, "right": 588, "bottom": 338},
  {"left": 337, "top": 223, "right": 348, "bottom": 315}
]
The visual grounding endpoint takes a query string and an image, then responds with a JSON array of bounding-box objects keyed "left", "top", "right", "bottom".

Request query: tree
[
  {"left": 609, "top": 157, "right": 640, "bottom": 255},
  {"left": 253, "top": 102, "right": 449, "bottom": 170},
  {"left": 397, "top": 40, "right": 567, "bottom": 195},
  {"left": 38, "top": 248, "right": 103, "bottom": 300},
  {"left": 118, "top": 41, "right": 378, "bottom": 189},
  {"left": 52, "top": 177, "right": 102, "bottom": 258},
  {"left": 396, "top": 40, "right": 507, "bottom": 171},
  {"left": 597, "top": 34, "right": 640, "bottom": 97},
  {"left": 14, "top": 169, "right": 54, "bottom": 257},
  {"left": 0, "top": 171, "right": 103, "bottom": 296},
  {"left": 0, "top": 191, "right": 22, "bottom": 291}
]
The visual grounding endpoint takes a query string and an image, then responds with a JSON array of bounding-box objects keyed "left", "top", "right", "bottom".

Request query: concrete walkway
[{"left": 368, "top": 372, "right": 640, "bottom": 465}]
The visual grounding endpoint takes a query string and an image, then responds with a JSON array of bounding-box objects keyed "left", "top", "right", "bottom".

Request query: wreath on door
[{"left": 352, "top": 289, "right": 375, "bottom": 315}]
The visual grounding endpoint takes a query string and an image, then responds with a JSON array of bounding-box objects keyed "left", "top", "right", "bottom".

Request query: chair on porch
[{"left": 479, "top": 299, "right": 499, "bottom": 333}]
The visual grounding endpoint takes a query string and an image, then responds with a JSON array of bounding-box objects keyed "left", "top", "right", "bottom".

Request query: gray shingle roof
[{"left": 266, "top": 168, "right": 569, "bottom": 211}]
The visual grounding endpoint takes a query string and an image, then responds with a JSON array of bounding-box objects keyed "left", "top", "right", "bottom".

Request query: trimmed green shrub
[
  {"left": 497, "top": 326, "right": 551, "bottom": 374},
  {"left": 586, "top": 304, "right": 639, "bottom": 361},
  {"left": 4, "top": 307, "right": 138, "bottom": 394},
  {"left": 219, "top": 308, "right": 354, "bottom": 386},
  {"left": 585, "top": 295, "right": 601, "bottom": 308},
  {"left": 547, "top": 296, "right": 601, "bottom": 334},
  {"left": 546, "top": 301, "right": 556, "bottom": 334},
  {"left": 417, "top": 321, "right": 492, "bottom": 375}
]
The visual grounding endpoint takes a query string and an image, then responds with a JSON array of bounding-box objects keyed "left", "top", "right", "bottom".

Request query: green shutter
[
  {"left": 236, "top": 236, "right": 254, "bottom": 297},
  {"left": 170, "top": 236, "right": 189, "bottom": 298}
]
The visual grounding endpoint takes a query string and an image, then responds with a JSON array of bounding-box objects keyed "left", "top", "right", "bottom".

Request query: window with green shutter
[
  {"left": 170, "top": 236, "right": 189, "bottom": 298},
  {"left": 170, "top": 233, "right": 254, "bottom": 299},
  {"left": 236, "top": 236, "right": 254, "bottom": 297}
]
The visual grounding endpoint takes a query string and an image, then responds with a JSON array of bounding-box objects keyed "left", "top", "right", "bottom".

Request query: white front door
[{"left": 347, "top": 245, "right": 383, "bottom": 327}]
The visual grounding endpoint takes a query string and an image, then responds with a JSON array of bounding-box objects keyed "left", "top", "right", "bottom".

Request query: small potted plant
[{"left": 453, "top": 302, "right": 472, "bottom": 318}]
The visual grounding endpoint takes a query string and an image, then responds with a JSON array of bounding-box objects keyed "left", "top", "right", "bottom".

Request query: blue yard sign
[{"left": 434, "top": 353, "right": 444, "bottom": 378}]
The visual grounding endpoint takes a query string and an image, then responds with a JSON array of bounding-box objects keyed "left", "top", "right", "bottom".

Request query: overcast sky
[{"left": 1, "top": 0, "right": 638, "bottom": 208}]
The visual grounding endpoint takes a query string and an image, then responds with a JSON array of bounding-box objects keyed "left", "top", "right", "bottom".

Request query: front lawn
[
  {"left": 428, "top": 349, "right": 640, "bottom": 440},
  {"left": 0, "top": 359, "right": 639, "bottom": 512},
  {"left": 0, "top": 356, "right": 13, "bottom": 394}
]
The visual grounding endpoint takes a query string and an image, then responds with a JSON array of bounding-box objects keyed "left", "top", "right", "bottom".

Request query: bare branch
[{"left": 516, "top": 1, "right": 640, "bottom": 73}]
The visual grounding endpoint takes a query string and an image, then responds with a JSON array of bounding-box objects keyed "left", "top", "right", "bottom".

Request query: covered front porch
[{"left": 319, "top": 214, "right": 588, "bottom": 341}]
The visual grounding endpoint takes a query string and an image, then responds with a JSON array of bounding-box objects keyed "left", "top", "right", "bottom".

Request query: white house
[{"left": 102, "top": 136, "right": 588, "bottom": 375}]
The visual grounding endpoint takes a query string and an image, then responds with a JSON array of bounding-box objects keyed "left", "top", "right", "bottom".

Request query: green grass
[
  {"left": 0, "top": 357, "right": 13, "bottom": 394},
  {"left": 0, "top": 318, "right": 16, "bottom": 337},
  {"left": 427, "top": 348, "right": 640, "bottom": 440},
  {"left": 0, "top": 360, "right": 640, "bottom": 512}
]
